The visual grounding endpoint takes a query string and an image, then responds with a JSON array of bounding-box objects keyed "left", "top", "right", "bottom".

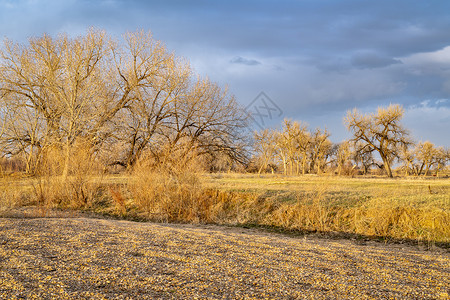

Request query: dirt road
[{"left": 0, "top": 216, "right": 448, "bottom": 299}]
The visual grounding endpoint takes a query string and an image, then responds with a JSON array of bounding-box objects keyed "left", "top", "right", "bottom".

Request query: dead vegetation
[
  {"left": 1, "top": 166, "right": 449, "bottom": 246},
  {"left": 0, "top": 29, "right": 449, "bottom": 249}
]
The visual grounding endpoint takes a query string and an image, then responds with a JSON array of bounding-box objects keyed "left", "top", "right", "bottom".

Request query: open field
[
  {"left": 1, "top": 173, "right": 449, "bottom": 245},
  {"left": 0, "top": 216, "right": 449, "bottom": 299},
  {"left": 1, "top": 174, "right": 449, "bottom": 298},
  {"left": 203, "top": 174, "right": 450, "bottom": 245}
]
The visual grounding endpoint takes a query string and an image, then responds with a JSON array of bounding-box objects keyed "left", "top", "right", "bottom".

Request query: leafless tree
[
  {"left": 414, "top": 141, "right": 449, "bottom": 176},
  {"left": 398, "top": 144, "right": 417, "bottom": 176},
  {"left": 0, "top": 30, "right": 110, "bottom": 176},
  {"left": 253, "top": 128, "right": 277, "bottom": 174},
  {"left": 336, "top": 140, "right": 352, "bottom": 175},
  {"left": 308, "top": 128, "right": 332, "bottom": 174},
  {"left": 345, "top": 104, "right": 411, "bottom": 178},
  {"left": 0, "top": 29, "right": 248, "bottom": 175}
]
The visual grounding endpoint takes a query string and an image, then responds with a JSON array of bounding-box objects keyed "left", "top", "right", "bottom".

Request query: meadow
[
  {"left": 204, "top": 174, "right": 450, "bottom": 245},
  {"left": 1, "top": 172, "right": 449, "bottom": 247}
]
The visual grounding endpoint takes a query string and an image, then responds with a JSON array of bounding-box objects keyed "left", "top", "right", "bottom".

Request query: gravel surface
[{"left": 0, "top": 216, "right": 449, "bottom": 299}]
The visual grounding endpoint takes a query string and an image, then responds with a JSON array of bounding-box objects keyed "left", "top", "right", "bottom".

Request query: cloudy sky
[{"left": 1, "top": 0, "right": 449, "bottom": 146}]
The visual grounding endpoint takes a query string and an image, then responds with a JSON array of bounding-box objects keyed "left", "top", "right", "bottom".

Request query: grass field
[
  {"left": 203, "top": 174, "right": 450, "bottom": 244},
  {"left": 1, "top": 173, "right": 449, "bottom": 246}
]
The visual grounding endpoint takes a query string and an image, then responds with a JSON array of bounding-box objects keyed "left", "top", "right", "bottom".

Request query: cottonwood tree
[
  {"left": 345, "top": 104, "right": 410, "bottom": 178},
  {"left": 0, "top": 29, "right": 248, "bottom": 175},
  {"left": 253, "top": 128, "right": 277, "bottom": 174},
  {"left": 351, "top": 141, "right": 375, "bottom": 175},
  {"left": 293, "top": 121, "right": 311, "bottom": 175},
  {"left": 435, "top": 147, "right": 449, "bottom": 177},
  {"left": 0, "top": 97, "right": 47, "bottom": 173},
  {"left": 415, "top": 141, "right": 436, "bottom": 176},
  {"left": 336, "top": 140, "right": 352, "bottom": 175},
  {"left": 106, "top": 33, "right": 189, "bottom": 168},
  {"left": 0, "top": 30, "right": 110, "bottom": 176},
  {"left": 281, "top": 119, "right": 303, "bottom": 175},
  {"left": 308, "top": 127, "right": 332, "bottom": 174},
  {"left": 398, "top": 144, "right": 417, "bottom": 176},
  {"left": 274, "top": 119, "right": 312, "bottom": 175},
  {"left": 414, "top": 142, "right": 449, "bottom": 176}
]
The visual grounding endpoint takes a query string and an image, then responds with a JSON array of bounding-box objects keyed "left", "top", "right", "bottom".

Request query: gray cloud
[
  {"left": 1, "top": 0, "right": 450, "bottom": 145},
  {"left": 230, "top": 56, "right": 261, "bottom": 66},
  {"left": 351, "top": 52, "right": 402, "bottom": 69}
]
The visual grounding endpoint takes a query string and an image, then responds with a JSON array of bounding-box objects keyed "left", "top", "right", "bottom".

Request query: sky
[{"left": 1, "top": 0, "right": 449, "bottom": 146}]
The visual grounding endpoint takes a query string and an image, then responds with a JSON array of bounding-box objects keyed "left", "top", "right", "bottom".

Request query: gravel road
[{"left": 0, "top": 216, "right": 448, "bottom": 299}]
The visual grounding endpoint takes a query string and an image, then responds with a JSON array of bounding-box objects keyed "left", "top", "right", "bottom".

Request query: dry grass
[
  {"left": 202, "top": 174, "right": 450, "bottom": 244},
  {"left": 128, "top": 154, "right": 220, "bottom": 223},
  {"left": 1, "top": 169, "right": 449, "bottom": 245},
  {"left": 31, "top": 144, "right": 104, "bottom": 210}
]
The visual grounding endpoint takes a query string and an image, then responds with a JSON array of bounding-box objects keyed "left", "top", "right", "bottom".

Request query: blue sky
[{"left": 1, "top": 0, "right": 449, "bottom": 146}]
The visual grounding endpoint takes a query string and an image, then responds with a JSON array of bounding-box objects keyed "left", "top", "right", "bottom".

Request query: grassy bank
[
  {"left": 204, "top": 174, "right": 450, "bottom": 245},
  {"left": 1, "top": 173, "right": 449, "bottom": 246}
]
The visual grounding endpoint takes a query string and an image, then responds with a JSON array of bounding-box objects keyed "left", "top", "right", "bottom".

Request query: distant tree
[
  {"left": 352, "top": 141, "right": 375, "bottom": 175},
  {"left": 274, "top": 122, "right": 290, "bottom": 175},
  {"left": 435, "top": 147, "right": 449, "bottom": 177},
  {"left": 274, "top": 119, "right": 313, "bottom": 175},
  {"left": 415, "top": 141, "right": 436, "bottom": 176},
  {"left": 414, "top": 142, "right": 449, "bottom": 176},
  {"left": 345, "top": 104, "right": 411, "bottom": 178},
  {"left": 294, "top": 122, "right": 311, "bottom": 175},
  {"left": 398, "top": 144, "right": 417, "bottom": 176},
  {"left": 308, "top": 128, "right": 331, "bottom": 174},
  {"left": 336, "top": 140, "right": 352, "bottom": 175},
  {"left": 253, "top": 128, "right": 277, "bottom": 174}
]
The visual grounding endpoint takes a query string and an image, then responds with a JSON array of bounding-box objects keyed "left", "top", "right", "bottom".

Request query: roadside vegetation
[{"left": 0, "top": 29, "right": 449, "bottom": 248}]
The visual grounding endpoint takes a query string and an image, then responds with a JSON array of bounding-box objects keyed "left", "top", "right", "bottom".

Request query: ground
[{"left": 0, "top": 212, "right": 448, "bottom": 299}]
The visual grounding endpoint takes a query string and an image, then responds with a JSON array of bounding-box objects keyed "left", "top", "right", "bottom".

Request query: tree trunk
[
  {"left": 62, "top": 145, "right": 70, "bottom": 180},
  {"left": 381, "top": 154, "right": 393, "bottom": 178}
]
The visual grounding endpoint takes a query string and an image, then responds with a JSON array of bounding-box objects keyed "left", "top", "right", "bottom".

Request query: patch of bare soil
[{"left": 0, "top": 214, "right": 449, "bottom": 299}]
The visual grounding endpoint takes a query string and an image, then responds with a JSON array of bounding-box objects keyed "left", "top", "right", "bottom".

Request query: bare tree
[
  {"left": 345, "top": 104, "right": 410, "bottom": 178},
  {"left": 293, "top": 121, "right": 311, "bottom": 175},
  {"left": 0, "top": 30, "right": 109, "bottom": 176},
  {"left": 1, "top": 29, "right": 248, "bottom": 175},
  {"left": 435, "top": 147, "right": 449, "bottom": 177},
  {"left": 415, "top": 141, "right": 438, "bottom": 176},
  {"left": 398, "top": 143, "right": 417, "bottom": 176},
  {"left": 351, "top": 141, "right": 375, "bottom": 175},
  {"left": 414, "top": 141, "right": 449, "bottom": 176},
  {"left": 274, "top": 119, "right": 311, "bottom": 175},
  {"left": 253, "top": 128, "right": 277, "bottom": 174},
  {"left": 309, "top": 128, "right": 332, "bottom": 174},
  {"left": 336, "top": 140, "right": 352, "bottom": 175}
]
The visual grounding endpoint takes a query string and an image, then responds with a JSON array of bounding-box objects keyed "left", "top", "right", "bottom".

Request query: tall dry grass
[
  {"left": 202, "top": 175, "right": 450, "bottom": 244},
  {"left": 1, "top": 154, "right": 448, "bottom": 245},
  {"left": 32, "top": 142, "right": 104, "bottom": 210},
  {"left": 128, "top": 148, "right": 222, "bottom": 223},
  {"left": 0, "top": 176, "right": 31, "bottom": 212}
]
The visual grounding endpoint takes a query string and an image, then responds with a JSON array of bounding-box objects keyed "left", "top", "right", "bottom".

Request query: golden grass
[
  {"left": 1, "top": 171, "right": 449, "bottom": 245},
  {"left": 202, "top": 174, "right": 450, "bottom": 244}
]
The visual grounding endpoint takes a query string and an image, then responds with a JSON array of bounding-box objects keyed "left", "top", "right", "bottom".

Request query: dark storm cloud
[
  {"left": 1, "top": 0, "right": 449, "bottom": 145},
  {"left": 230, "top": 56, "right": 261, "bottom": 66}
]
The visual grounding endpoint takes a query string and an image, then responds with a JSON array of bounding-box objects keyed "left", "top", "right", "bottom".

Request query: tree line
[
  {"left": 1, "top": 30, "right": 448, "bottom": 178},
  {"left": 252, "top": 104, "right": 449, "bottom": 177},
  {"left": 0, "top": 30, "right": 248, "bottom": 176}
]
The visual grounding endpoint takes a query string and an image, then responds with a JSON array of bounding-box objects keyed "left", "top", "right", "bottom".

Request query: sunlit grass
[
  {"left": 1, "top": 172, "right": 449, "bottom": 245},
  {"left": 202, "top": 174, "right": 450, "bottom": 244}
]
